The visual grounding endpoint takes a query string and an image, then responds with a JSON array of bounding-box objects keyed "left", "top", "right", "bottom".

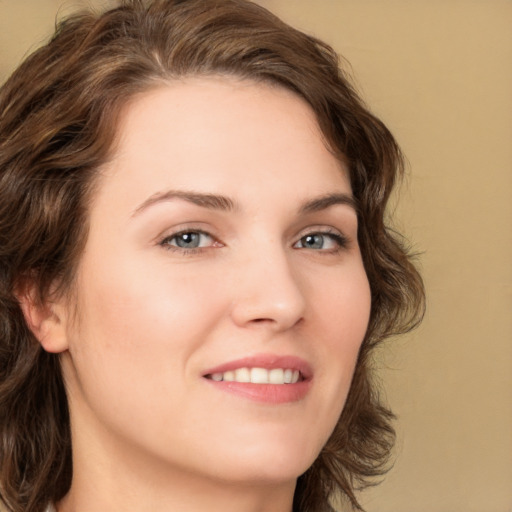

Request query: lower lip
[{"left": 204, "top": 379, "right": 312, "bottom": 404}]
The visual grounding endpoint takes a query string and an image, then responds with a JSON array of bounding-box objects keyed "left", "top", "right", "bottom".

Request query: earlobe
[{"left": 17, "top": 284, "right": 70, "bottom": 354}]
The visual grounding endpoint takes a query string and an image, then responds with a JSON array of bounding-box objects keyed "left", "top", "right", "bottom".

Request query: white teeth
[
  {"left": 208, "top": 367, "right": 302, "bottom": 384},
  {"left": 234, "top": 367, "right": 251, "bottom": 382},
  {"left": 223, "top": 370, "right": 235, "bottom": 382},
  {"left": 269, "top": 368, "right": 284, "bottom": 384},
  {"left": 250, "top": 367, "right": 269, "bottom": 384}
]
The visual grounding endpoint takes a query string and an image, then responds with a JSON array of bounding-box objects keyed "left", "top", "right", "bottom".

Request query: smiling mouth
[{"left": 205, "top": 367, "right": 303, "bottom": 385}]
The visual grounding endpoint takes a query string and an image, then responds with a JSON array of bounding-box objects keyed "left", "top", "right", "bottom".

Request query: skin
[{"left": 35, "top": 77, "right": 371, "bottom": 512}]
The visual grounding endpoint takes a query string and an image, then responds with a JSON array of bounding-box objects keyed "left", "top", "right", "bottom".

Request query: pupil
[
  {"left": 304, "top": 234, "right": 323, "bottom": 249},
  {"left": 177, "top": 232, "right": 199, "bottom": 248}
]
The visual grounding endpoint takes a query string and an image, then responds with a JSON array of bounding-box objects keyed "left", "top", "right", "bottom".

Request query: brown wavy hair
[{"left": 0, "top": 1, "right": 425, "bottom": 511}]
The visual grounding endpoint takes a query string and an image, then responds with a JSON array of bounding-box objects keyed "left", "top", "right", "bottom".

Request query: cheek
[
  {"left": 308, "top": 262, "right": 371, "bottom": 403},
  {"left": 76, "top": 249, "right": 225, "bottom": 346},
  {"left": 66, "top": 251, "right": 229, "bottom": 405},
  {"left": 63, "top": 252, "right": 236, "bottom": 450},
  {"left": 312, "top": 260, "right": 371, "bottom": 348}
]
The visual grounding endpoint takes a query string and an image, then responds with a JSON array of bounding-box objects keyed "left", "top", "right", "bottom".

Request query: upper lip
[{"left": 202, "top": 353, "right": 313, "bottom": 380}]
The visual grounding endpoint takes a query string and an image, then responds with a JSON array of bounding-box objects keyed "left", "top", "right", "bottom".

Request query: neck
[{"left": 58, "top": 467, "right": 296, "bottom": 512}]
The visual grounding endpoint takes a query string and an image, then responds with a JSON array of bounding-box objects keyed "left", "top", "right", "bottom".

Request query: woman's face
[{"left": 59, "top": 77, "right": 371, "bottom": 486}]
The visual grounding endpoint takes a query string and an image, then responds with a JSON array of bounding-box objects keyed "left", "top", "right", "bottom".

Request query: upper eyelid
[
  {"left": 159, "top": 228, "right": 216, "bottom": 244},
  {"left": 294, "top": 226, "right": 351, "bottom": 250},
  {"left": 156, "top": 223, "right": 217, "bottom": 241},
  {"left": 296, "top": 231, "right": 348, "bottom": 244},
  {"left": 158, "top": 230, "right": 220, "bottom": 254},
  {"left": 164, "top": 227, "right": 212, "bottom": 237},
  {"left": 294, "top": 225, "right": 347, "bottom": 239}
]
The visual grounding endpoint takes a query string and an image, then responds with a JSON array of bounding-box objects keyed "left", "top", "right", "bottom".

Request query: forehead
[{"left": 94, "top": 76, "right": 351, "bottom": 213}]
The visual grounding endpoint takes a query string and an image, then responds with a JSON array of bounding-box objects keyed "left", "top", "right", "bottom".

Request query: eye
[
  {"left": 294, "top": 231, "right": 347, "bottom": 251},
  {"left": 160, "top": 230, "right": 216, "bottom": 251}
]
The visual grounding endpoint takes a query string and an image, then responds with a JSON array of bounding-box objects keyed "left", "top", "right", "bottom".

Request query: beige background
[{"left": 1, "top": 1, "right": 511, "bottom": 511}]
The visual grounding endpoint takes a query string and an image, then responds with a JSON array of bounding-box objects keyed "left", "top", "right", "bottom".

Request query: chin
[
  {"left": 210, "top": 459, "right": 312, "bottom": 487},
  {"left": 200, "top": 436, "right": 322, "bottom": 485}
]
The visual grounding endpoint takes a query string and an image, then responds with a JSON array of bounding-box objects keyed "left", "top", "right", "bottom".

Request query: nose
[{"left": 229, "top": 249, "right": 306, "bottom": 332}]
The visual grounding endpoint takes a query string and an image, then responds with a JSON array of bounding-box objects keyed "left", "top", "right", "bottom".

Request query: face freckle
[{"left": 59, "top": 76, "right": 371, "bottom": 487}]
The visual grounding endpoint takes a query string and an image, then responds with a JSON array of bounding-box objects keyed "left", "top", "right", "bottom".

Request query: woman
[{"left": 0, "top": 1, "right": 424, "bottom": 511}]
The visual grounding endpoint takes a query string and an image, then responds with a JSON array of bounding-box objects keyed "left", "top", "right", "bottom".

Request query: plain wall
[{"left": 1, "top": 1, "right": 511, "bottom": 511}]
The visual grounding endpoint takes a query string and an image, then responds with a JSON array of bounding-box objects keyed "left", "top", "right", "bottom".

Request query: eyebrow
[
  {"left": 132, "top": 190, "right": 238, "bottom": 216},
  {"left": 298, "top": 193, "right": 358, "bottom": 215},
  {"left": 131, "top": 189, "right": 357, "bottom": 217}
]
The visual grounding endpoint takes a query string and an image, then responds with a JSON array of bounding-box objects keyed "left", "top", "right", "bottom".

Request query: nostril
[{"left": 246, "top": 316, "right": 303, "bottom": 329}]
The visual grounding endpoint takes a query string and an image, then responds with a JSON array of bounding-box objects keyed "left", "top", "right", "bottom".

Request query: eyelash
[
  {"left": 158, "top": 228, "right": 349, "bottom": 255},
  {"left": 293, "top": 229, "right": 349, "bottom": 253},
  {"left": 159, "top": 229, "right": 216, "bottom": 255}
]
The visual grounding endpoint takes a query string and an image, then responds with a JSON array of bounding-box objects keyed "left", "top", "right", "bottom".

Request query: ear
[{"left": 17, "top": 283, "right": 70, "bottom": 354}]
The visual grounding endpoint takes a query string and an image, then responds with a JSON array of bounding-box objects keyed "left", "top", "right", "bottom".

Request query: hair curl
[{"left": 0, "top": 1, "right": 425, "bottom": 511}]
